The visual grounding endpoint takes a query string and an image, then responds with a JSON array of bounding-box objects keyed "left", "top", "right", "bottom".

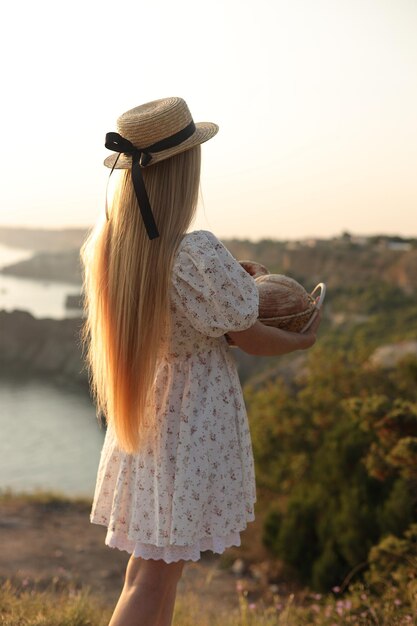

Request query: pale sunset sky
[{"left": 0, "top": 0, "right": 416, "bottom": 241}]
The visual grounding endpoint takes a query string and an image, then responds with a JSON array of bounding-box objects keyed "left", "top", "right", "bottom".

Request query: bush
[{"left": 246, "top": 348, "right": 417, "bottom": 592}]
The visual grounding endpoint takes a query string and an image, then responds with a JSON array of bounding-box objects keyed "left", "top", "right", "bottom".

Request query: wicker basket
[{"left": 225, "top": 262, "right": 326, "bottom": 346}]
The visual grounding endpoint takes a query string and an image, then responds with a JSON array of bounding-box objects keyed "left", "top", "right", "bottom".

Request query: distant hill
[
  {"left": 225, "top": 236, "right": 417, "bottom": 296},
  {"left": 0, "top": 226, "right": 89, "bottom": 251}
]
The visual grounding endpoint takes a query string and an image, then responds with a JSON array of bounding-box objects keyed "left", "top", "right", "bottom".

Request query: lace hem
[{"left": 105, "top": 528, "right": 243, "bottom": 563}]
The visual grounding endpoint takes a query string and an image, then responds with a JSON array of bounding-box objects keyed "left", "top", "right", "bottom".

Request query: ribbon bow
[
  {"left": 105, "top": 133, "right": 153, "bottom": 168},
  {"left": 105, "top": 132, "right": 158, "bottom": 239},
  {"left": 104, "top": 120, "right": 196, "bottom": 240}
]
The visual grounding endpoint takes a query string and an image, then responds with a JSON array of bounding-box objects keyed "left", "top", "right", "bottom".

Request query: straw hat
[
  {"left": 104, "top": 97, "right": 218, "bottom": 239},
  {"left": 104, "top": 97, "right": 219, "bottom": 170}
]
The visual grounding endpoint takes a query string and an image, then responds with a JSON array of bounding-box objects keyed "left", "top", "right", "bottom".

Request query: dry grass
[
  {"left": 0, "top": 579, "right": 109, "bottom": 626},
  {"left": 1, "top": 578, "right": 415, "bottom": 626}
]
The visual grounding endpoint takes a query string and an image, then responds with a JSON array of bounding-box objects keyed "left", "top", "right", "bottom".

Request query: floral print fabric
[{"left": 90, "top": 230, "right": 259, "bottom": 562}]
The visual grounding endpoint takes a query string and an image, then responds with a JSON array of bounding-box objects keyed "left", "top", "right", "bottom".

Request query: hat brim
[{"left": 104, "top": 121, "right": 219, "bottom": 169}]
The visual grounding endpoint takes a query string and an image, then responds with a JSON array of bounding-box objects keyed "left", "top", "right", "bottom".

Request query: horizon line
[{"left": 0, "top": 224, "right": 416, "bottom": 244}]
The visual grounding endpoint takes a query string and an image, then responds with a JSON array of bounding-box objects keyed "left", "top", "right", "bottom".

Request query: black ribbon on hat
[{"left": 104, "top": 120, "right": 196, "bottom": 240}]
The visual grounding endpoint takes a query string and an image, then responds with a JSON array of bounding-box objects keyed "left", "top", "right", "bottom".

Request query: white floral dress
[{"left": 90, "top": 229, "right": 259, "bottom": 562}]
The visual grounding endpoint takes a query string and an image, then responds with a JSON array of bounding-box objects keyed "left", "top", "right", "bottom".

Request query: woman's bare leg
[
  {"left": 155, "top": 580, "right": 181, "bottom": 626},
  {"left": 108, "top": 554, "right": 186, "bottom": 626}
]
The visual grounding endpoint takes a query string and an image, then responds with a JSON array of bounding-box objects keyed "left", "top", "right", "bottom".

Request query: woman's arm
[{"left": 227, "top": 308, "right": 323, "bottom": 356}]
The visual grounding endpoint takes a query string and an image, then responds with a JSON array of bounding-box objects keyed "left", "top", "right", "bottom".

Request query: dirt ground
[{"left": 0, "top": 493, "right": 300, "bottom": 615}]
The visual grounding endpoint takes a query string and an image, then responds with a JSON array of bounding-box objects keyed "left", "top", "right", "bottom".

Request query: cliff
[{"left": 0, "top": 309, "right": 89, "bottom": 390}]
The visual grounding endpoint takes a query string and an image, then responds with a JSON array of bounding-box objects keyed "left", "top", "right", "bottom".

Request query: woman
[{"left": 80, "top": 97, "right": 323, "bottom": 626}]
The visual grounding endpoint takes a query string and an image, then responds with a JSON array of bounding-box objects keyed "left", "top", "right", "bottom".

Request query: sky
[{"left": 0, "top": 0, "right": 416, "bottom": 241}]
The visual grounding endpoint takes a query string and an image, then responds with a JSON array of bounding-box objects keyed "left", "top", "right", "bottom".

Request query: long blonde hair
[{"left": 79, "top": 145, "right": 201, "bottom": 454}]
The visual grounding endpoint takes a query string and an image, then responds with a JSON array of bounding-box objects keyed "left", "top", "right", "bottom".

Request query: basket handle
[{"left": 311, "top": 282, "right": 326, "bottom": 308}]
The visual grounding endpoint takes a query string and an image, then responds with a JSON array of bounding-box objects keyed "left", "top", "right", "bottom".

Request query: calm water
[
  {"left": 0, "top": 243, "right": 103, "bottom": 497},
  {"left": 0, "top": 243, "right": 82, "bottom": 319},
  {"left": 0, "top": 377, "right": 105, "bottom": 497}
]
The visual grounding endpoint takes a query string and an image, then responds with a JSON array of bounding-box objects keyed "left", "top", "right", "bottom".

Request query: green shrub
[{"left": 247, "top": 348, "right": 417, "bottom": 592}]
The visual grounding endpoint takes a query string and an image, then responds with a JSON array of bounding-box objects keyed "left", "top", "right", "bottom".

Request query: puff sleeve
[{"left": 171, "top": 230, "right": 259, "bottom": 338}]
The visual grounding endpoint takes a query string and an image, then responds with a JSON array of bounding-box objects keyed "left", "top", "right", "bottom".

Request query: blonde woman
[{"left": 80, "top": 97, "right": 323, "bottom": 626}]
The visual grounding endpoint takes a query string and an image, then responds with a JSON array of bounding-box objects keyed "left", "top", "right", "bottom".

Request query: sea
[
  {"left": 0, "top": 244, "right": 82, "bottom": 320},
  {"left": 0, "top": 243, "right": 105, "bottom": 498}
]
